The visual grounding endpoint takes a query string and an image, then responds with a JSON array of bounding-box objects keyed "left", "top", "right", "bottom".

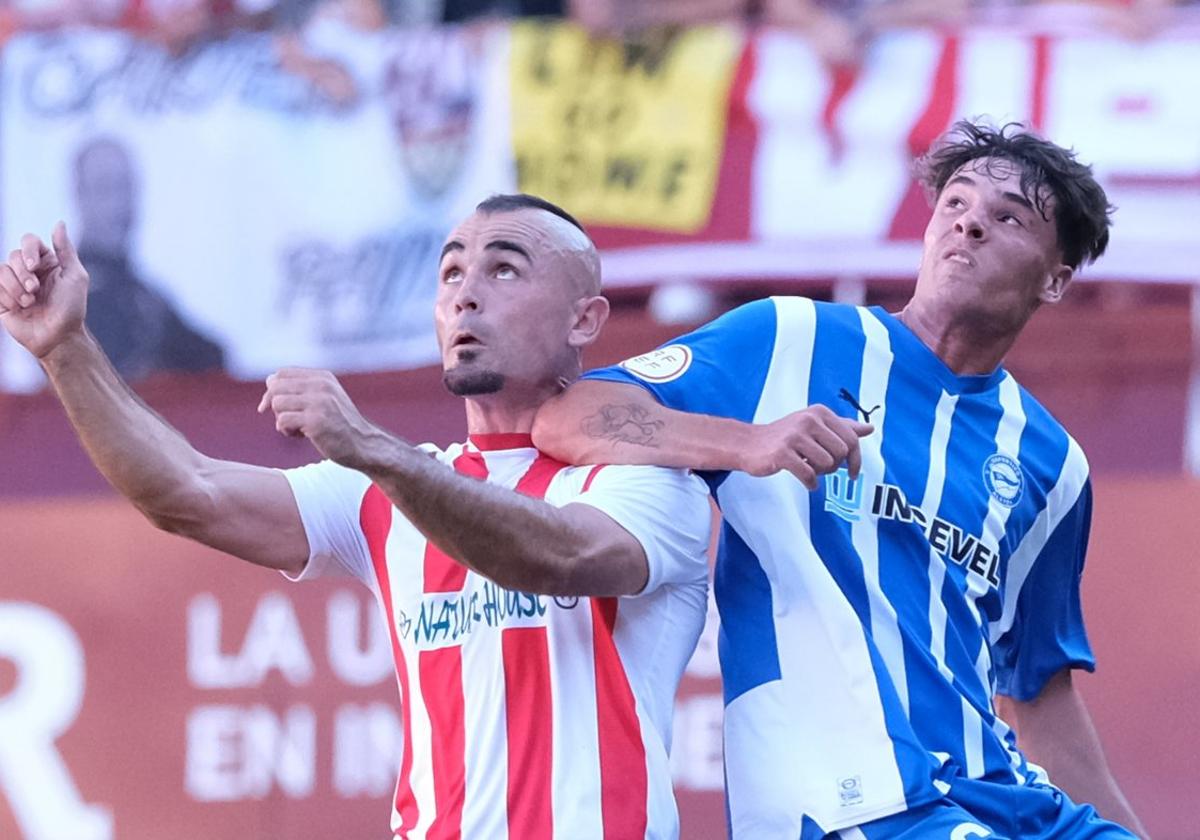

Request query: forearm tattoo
[{"left": 581, "top": 403, "right": 665, "bottom": 448}]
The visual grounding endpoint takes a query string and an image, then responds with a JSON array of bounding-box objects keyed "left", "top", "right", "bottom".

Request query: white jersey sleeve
[
  {"left": 279, "top": 459, "right": 375, "bottom": 584},
  {"left": 567, "top": 464, "right": 711, "bottom": 595}
]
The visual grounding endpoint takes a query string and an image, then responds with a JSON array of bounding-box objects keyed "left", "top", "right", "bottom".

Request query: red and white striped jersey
[{"left": 282, "top": 433, "right": 711, "bottom": 840}]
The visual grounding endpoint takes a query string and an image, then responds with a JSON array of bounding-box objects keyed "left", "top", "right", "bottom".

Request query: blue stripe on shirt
[{"left": 715, "top": 521, "right": 781, "bottom": 705}]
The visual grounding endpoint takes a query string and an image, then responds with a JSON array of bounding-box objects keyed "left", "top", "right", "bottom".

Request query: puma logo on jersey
[{"left": 837, "top": 388, "right": 880, "bottom": 423}]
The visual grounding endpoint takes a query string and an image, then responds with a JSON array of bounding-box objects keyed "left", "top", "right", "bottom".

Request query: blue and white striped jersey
[{"left": 583, "top": 297, "right": 1096, "bottom": 835}]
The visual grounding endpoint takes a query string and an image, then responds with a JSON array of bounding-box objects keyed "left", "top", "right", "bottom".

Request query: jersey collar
[
  {"left": 468, "top": 433, "right": 535, "bottom": 452},
  {"left": 870, "top": 306, "right": 1007, "bottom": 395}
]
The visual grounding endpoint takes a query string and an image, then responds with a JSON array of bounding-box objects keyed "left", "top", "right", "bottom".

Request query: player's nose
[
  {"left": 453, "top": 271, "right": 484, "bottom": 314},
  {"left": 954, "top": 213, "right": 986, "bottom": 240}
]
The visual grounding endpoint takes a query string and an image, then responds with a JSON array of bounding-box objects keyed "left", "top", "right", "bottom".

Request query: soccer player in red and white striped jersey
[{"left": 0, "top": 195, "right": 712, "bottom": 839}]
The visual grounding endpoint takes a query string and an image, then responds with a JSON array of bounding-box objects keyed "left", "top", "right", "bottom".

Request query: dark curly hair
[{"left": 915, "top": 120, "right": 1114, "bottom": 268}]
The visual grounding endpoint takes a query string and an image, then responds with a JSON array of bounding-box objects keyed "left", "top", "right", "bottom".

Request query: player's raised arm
[
  {"left": 0, "top": 224, "right": 309, "bottom": 574},
  {"left": 533, "top": 378, "right": 872, "bottom": 490},
  {"left": 259, "top": 368, "right": 709, "bottom": 597}
]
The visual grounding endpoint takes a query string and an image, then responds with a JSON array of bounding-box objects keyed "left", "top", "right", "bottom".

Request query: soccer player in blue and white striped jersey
[{"left": 534, "top": 121, "right": 1147, "bottom": 838}]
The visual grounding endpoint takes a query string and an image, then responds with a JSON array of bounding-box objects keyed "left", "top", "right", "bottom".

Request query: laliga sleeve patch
[{"left": 619, "top": 345, "right": 693, "bottom": 383}]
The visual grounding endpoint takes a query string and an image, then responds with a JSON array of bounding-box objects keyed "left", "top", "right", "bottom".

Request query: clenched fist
[
  {"left": 739, "top": 404, "right": 873, "bottom": 490},
  {"left": 258, "top": 368, "right": 381, "bottom": 467}
]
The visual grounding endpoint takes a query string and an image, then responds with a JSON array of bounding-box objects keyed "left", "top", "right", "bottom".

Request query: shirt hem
[{"left": 801, "top": 795, "right": 915, "bottom": 833}]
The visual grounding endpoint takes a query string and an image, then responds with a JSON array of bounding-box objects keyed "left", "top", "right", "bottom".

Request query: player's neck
[
  {"left": 461, "top": 373, "right": 574, "bottom": 439},
  {"left": 895, "top": 302, "right": 1021, "bottom": 376},
  {"left": 462, "top": 397, "right": 539, "bottom": 438}
]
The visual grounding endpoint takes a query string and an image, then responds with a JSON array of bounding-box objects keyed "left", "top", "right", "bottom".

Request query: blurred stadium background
[{"left": 0, "top": 0, "right": 1198, "bottom": 838}]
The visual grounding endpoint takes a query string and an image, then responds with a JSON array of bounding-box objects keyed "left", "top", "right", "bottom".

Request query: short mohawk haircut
[{"left": 475, "top": 193, "right": 589, "bottom": 237}]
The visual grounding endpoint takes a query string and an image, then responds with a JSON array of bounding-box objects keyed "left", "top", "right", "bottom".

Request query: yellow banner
[{"left": 510, "top": 22, "right": 742, "bottom": 234}]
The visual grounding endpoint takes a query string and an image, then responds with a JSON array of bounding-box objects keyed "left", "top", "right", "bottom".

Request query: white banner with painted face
[{"left": 0, "top": 24, "right": 515, "bottom": 392}]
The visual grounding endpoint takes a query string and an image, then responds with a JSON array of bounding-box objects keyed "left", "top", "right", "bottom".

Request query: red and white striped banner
[{"left": 597, "top": 27, "right": 1200, "bottom": 285}]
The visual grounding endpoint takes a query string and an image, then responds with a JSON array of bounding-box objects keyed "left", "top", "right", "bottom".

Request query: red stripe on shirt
[
  {"left": 502, "top": 627, "right": 554, "bottom": 840},
  {"left": 418, "top": 448, "right": 490, "bottom": 838},
  {"left": 592, "top": 597, "right": 648, "bottom": 839},
  {"left": 411, "top": 447, "right": 569, "bottom": 837},
  {"left": 361, "top": 485, "right": 419, "bottom": 835},
  {"left": 421, "top": 647, "right": 467, "bottom": 840},
  {"left": 513, "top": 452, "right": 568, "bottom": 499},
  {"left": 498, "top": 453, "right": 568, "bottom": 839},
  {"left": 424, "top": 449, "right": 489, "bottom": 593},
  {"left": 581, "top": 464, "right": 607, "bottom": 493}
]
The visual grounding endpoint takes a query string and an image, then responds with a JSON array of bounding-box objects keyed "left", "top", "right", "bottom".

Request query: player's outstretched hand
[
  {"left": 0, "top": 223, "right": 88, "bottom": 359},
  {"left": 741, "top": 404, "right": 873, "bottom": 490},
  {"left": 258, "top": 368, "right": 380, "bottom": 467}
]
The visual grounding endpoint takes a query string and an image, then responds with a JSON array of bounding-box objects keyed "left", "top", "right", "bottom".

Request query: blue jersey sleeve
[
  {"left": 581, "top": 298, "right": 778, "bottom": 423},
  {"left": 992, "top": 480, "right": 1097, "bottom": 702}
]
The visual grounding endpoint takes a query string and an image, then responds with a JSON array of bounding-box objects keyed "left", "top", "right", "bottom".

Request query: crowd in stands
[
  {"left": 0, "top": 0, "right": 1191, "bottom": 135},
  {"left": 0, "top": 0, "right": 1195, "bottom": 105},
  {"left": 2, "top": 0, "right": 1197, "bottom": 43}
]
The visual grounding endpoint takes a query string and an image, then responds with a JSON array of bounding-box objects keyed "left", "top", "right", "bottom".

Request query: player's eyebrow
[
  {"left": 485, "top": 240, "right": 532, "bottom": 262},
  {"left": 945, "top": 174, "right": 976, "bottom": 192},
  {"left": 946, "top": 174, "right": 1035, "bottom": 211},
  {"left": 440, "top": 240, "right": 464, "bottom": 260},
  {"left": 1000, "top": 191, "right": 1034, "bottom": 211}
]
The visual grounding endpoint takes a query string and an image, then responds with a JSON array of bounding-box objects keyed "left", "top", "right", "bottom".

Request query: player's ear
[
  {"left": 567, "top": 295, "right": 609, "bottom": 349},
  {"left": 1039, "top": 264, "right": 1074, "bottom": 305}
]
